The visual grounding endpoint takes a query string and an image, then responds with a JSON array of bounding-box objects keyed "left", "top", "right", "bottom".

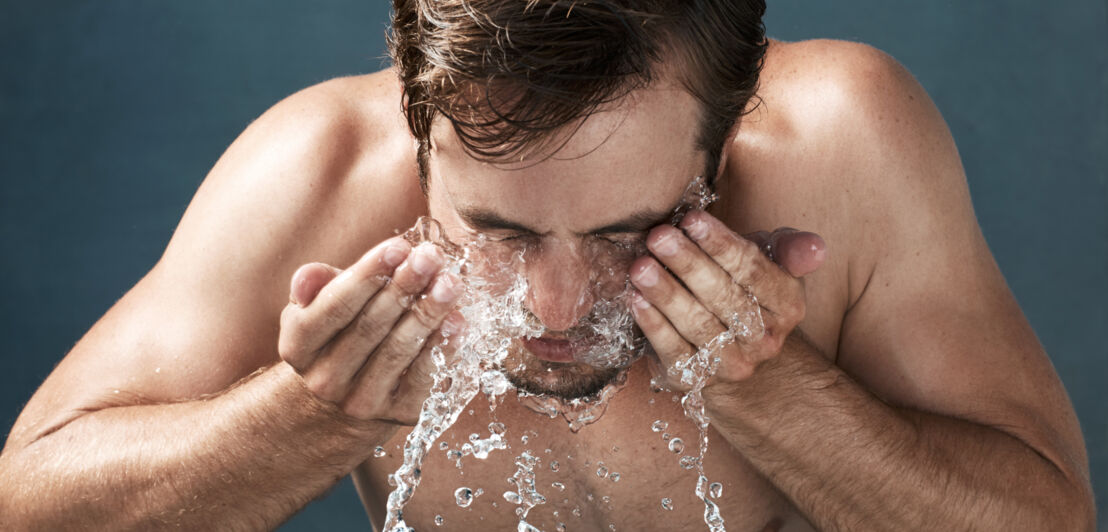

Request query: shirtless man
[{"left": 0, "top": 1, "right": 1095, "bottom": 530}]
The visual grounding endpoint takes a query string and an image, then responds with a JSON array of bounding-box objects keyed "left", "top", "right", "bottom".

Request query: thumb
[
  {"left": 771, "top": 231, "right": 828, "bottom": 278},
  {"left": 289, "top": 262, "right": 343, "bottom": 307}
]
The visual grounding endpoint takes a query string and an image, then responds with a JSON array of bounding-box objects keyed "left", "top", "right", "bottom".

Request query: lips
[{"left": 522, "top": 336, "right": 576, "bottom": 363}]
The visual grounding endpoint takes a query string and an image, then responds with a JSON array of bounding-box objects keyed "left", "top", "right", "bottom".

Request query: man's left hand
[{"left": 629, "top": 210, "right": 827, "bottom": 392}]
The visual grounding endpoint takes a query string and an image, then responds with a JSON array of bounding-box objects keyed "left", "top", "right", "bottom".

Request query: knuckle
[
  {"left": 351, "top": 307, "right": 389, "bottom": 344},
  {"left": 688, "top": 319, "right": 719, "bottom": 345},
  {"left": 319, "top": 292, "right": 360, "bottom": 328},
  {"left": 304, "top": 370, "right": 345, "bottom": 403},
  {"left": 408, "top": 299, "right": 444, "bottom": 332}
]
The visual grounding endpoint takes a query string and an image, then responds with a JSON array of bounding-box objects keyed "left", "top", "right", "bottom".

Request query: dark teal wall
[{"left": 2, "top": 2, "right": 1104, "bottom": 529}]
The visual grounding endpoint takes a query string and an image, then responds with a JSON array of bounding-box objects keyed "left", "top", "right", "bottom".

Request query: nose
[{"left": 525, "top": 240, "right": 595, "bottom": 331}]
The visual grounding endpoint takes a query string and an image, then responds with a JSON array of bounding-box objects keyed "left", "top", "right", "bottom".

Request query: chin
[{"left": 499, "top": 341, "right": 628, "bottom": 400}]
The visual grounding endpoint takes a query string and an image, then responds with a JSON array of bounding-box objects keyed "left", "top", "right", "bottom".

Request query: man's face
[{"left": 426, "top": 82, "right": 707, "bottom": 399}]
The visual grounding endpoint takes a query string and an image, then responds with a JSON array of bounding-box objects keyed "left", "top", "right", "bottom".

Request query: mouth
[{"left": 521, "top": 336, "right": 577, "bottom": 363}]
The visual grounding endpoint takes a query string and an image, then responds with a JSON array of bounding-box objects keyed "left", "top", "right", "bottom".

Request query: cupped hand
[
  {"left": 629, "top": 211, "right": 827, "bottom": 392},
  {"left": 278, "top": 237, "right": 464, "bottom": 425}
]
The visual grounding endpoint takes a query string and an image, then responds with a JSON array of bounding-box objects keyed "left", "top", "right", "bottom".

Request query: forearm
[
  {"left": 705, "top": 336, "right": 1093, "bottom": 531},
  {"left": 0, "top": 363, "right": 395, "bottom": 531}
]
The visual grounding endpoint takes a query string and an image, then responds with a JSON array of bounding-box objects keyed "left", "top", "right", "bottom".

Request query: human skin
[{"left": 0, "top": 39, "right": 1095, "bottom": 531}]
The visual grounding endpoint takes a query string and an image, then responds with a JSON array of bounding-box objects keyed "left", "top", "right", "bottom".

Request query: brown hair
[{"left": 389, "top": 0, "right": 767, "bottom": 191}]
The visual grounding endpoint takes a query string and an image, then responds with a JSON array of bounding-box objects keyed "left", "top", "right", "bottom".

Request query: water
[
  {"left": 382, "top": 218, "right": 542, "bottom": 532},
  {"left": 381, "top": 175, "right": 762, "bottom": 531},
  {"left": 670, "top": 306, "right": 765, "bottom": 532},
  {"left": 515, "top": 368, "right": 631, "bottom": 432}
]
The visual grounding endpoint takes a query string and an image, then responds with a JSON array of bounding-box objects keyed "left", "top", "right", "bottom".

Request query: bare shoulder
[
  {"left": 730, "top": 39, "right": 1089, "bottom": 489},
  {"left": 724, "top": 38, "right": 958, "bottom": 352},
  {"left": 7, "top": 70, "right": 424, "bottom": 448}
]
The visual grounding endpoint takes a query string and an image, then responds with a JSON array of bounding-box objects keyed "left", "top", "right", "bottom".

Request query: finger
[
  {"left": 362, "top": 270, "right": 461, "bottom": 392},
  {"left": 305, "top": 244, "right": 445, "bottom": 401},
  {"left": 290, "top": 263, "right": 342, "bottom": 307},
  {"left": 644, "top": 224, "right": 753, "bottom": 327},
  {"left": 278, "top": 237, "right": 411, "bottom": 370},
  {"left": 630, "top": 256, "right": 727, "bottom": 348},
  {"left": 678, "top": 211, "right": 804, "bottom": 320},
  {"left": 628, "top": 290, "right": 695, "bottom": 376},
  {"left": 742, "top": 230, "right": 771, "bottom": 253},
  {"left": 388, "top": 311, "right": 467, "bottom": 423},
  {"left": 770, "top": 230, "right": 827, "bottom": 278}
]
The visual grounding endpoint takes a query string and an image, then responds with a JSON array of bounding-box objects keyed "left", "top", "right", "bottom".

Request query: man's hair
[{"left": 389, "top": 0, "right": 767, "bottom": 191}]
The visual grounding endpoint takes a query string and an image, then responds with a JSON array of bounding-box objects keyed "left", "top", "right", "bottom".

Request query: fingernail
[
  {"left": 651, "top": 233, "right": 678, "bottom": 257},
  {"left": 634, "top": 263, "right": 658, "bottom": 287},
  {"left": 431, "top": 274, "right": 459, "bottom": 303},
  {"left": 631, "top": 292, "right": 651, "bottom": 311},
  {"left": 441, "top": 313, "right": 465, "bottom": 337},
  {"left": 383, "top": 244, "right": 408, "bottom": 268},
  {"left": 410, "top": 246, "right": 439, "bottom": 276},
  {"left": 683, "top": 218, "right": 708, "bottom": 241}
]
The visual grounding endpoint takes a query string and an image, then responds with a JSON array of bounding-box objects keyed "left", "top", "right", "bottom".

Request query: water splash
[
  {"left": 500, "top": 450, "right": 546, "bottom": 530},
  {"left": 662, "top": 175, "right": 766, "bottom": 532},
  {"left": 382, "top": 218, "right": 541, "bottom": 532},
  {"left": 515, "top": 369, "right": 630, "bottom": 432}
]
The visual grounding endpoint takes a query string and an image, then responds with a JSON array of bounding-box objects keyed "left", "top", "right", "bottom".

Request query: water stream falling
[{"left": 381, "top": 176, "right": 765, "bottom": 531}]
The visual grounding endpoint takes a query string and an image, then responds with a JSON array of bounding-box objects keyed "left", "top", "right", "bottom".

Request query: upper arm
[
  {"left": 813, "top": 43, "right": 1089, "bottom": 486},
  {"left": 5, "top": 73, "right": 422, "bottom": 450}
]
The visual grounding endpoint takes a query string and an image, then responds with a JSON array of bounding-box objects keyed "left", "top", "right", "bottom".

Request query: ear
[{"left": 713, "top": 124, "right": 742, "bottom": 183}]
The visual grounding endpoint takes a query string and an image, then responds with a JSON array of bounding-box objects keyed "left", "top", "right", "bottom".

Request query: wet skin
[
  {"left": 346, "top": 55, "right": 823, "bottom": 530},
  {"left": 3, "top": 39, "right": 1092, "bottom": 531}
]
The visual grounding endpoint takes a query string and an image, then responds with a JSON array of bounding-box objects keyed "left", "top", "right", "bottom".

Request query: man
[{"left": 0, "top": 0, "right": 1095, "bottom": 530}]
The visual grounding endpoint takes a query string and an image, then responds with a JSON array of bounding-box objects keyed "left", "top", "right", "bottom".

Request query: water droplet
[
  {"left": 661, "top": 497, "right": 673, "bottom": 510},
  {"left": 556, "top": 523, "right": 567, "bottom": 532},
  {"left": 469, "top": 433, "right": 480, "bottom": 442},
  {"left": 679, "top": 456, "right": 698, "bottom": 469},
  {"left": 668, "top": 438, "right": 685, "bottom": 453},
  {"left": 154, "top": 367, "right": 161, "bottom": 374},
  {"left": 610, "top": 472, "right": 621, "bottom": 482},
  {"left": 572, "top": 507, "right": 582, "bottom": 517},
  {"left": 709, "top": 482, "right": 723, "bottom": 499},
  {"left": 601, "top": 495, "right": 612, "bottom": 505},
  {"left": 387, "top": 474, "right": 396, "bottom": 487},
  {"left": 374, "top": 446, "right": 387, "bottom": 458},
  {"left": 434, "top": 515, "right": 444, "bottom": 526},
  {"left": 661, "top": 432, "right": 671, "bottom": 441},
  {"left": 504, "top": 491, "right": 522, "bottom": 505},
  {"left": 551, "top": 481, "right": 565, "bottom": 491},
  {"left": 455, "top": 487, "right": 474, "bottom": 508},
  {"left": 550, "top": 460, "right": 560, "bottom": 472},
  {"left": 595, "top": 462, "right": 609, "bottom": 478},
  {"left": 439, "top": 441, "right": 449, "bottom": 450},
  {"left": 521, "top": 434, "right": 529, "bottom": 444},
  {"left": 488, "top": 422, "right": 506, "bottom": 435},
  {"left": 586, "top": 493, "right": 594, "bottom": 502},
  {"left": 651, "top": 420, "right": 668, "bottom": 432}
]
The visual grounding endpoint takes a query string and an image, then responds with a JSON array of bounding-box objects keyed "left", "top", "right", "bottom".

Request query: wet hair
[{"left": 389, "top": 0, "right": 767, "bottom": 191}]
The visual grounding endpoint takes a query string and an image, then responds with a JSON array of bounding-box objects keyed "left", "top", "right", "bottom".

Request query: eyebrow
[{"left": 456, "top": 201, "right": 681, "bottom": 237}]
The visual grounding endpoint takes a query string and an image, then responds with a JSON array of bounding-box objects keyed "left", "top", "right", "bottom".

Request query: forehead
[{"left": 427, "top": 83, "right": 705, "bottom": 232}]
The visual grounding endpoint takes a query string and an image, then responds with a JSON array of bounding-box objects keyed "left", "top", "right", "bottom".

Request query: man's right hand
[{"left": 278, "top": 236, "right": 462, "bottom": 425}]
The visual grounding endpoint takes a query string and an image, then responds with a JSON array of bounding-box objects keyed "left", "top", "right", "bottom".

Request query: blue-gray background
[{"left": 1, "top": 1, "right": 1104, "bottom": 529}]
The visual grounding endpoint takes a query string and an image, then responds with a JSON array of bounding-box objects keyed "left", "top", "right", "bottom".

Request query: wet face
[{"left": 426, "top": 83, "right": 707, "bottom": 400}]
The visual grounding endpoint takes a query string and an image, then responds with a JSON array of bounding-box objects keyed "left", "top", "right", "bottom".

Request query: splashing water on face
[
  {"left": 382, "top": 175, "right": 764, "bottom": 531},
  {"left": 382, "top": 217, "right": 542, "bottom": 532},
  {"left": 662, "top": 175, "right": 766, "bottom": 532}
]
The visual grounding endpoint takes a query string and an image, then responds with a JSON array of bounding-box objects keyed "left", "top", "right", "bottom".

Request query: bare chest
[{"left": 355, "top": 366, "right": 815, "bottom": 532}]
